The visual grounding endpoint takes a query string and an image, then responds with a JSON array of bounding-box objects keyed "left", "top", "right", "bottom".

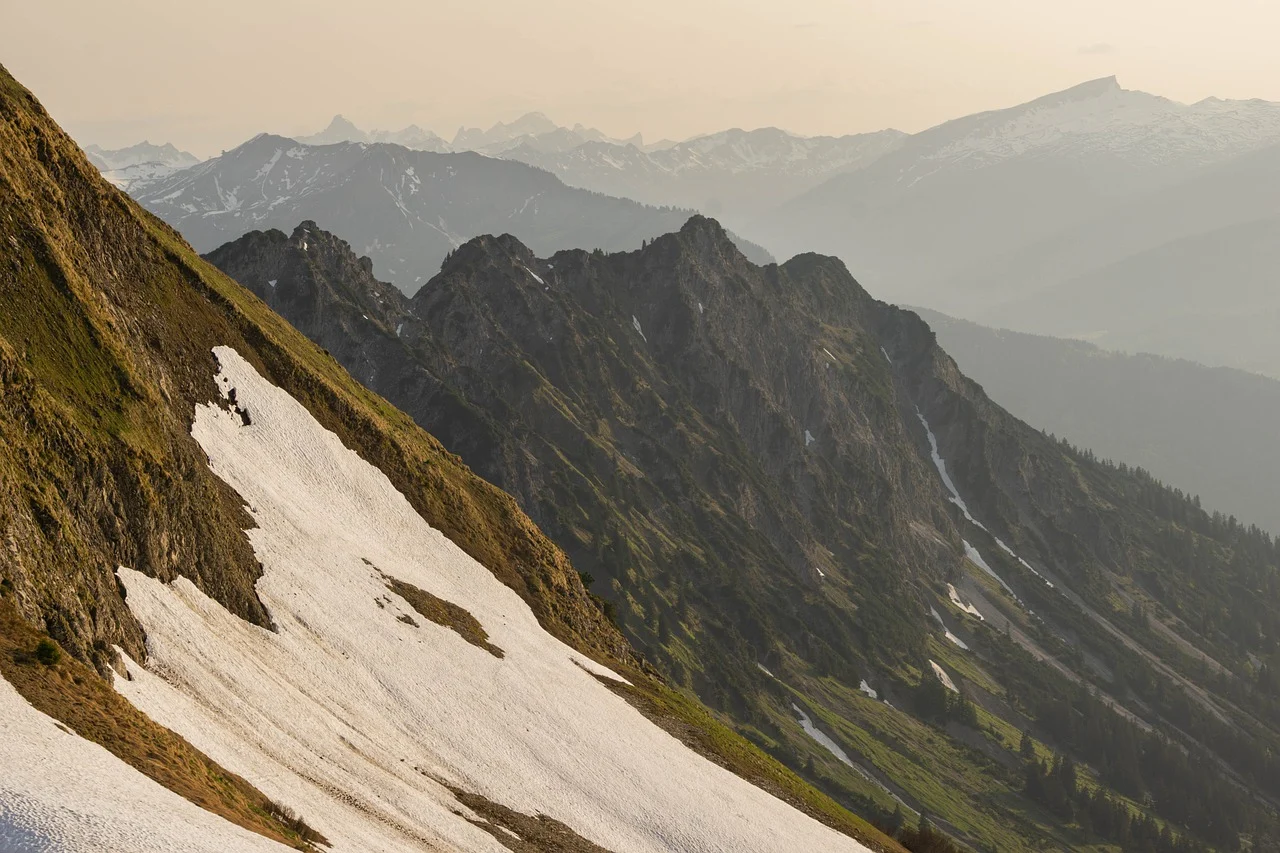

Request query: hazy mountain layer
[
  {"left": 83, "top": 140, "right": 201, "bottom": 189},
  {"left": 128, "top": 133, "right": 773, "bottom": 295},
  {"left": 499, "top": 127, "right": 907, "bottom": 228},
  {"left": 750, "top": 77, "right": 1280, "bottom": 316}
]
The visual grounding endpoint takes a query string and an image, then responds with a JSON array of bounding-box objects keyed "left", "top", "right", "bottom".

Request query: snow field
[
  {"left": 109, "top": 346, "right": 867, "bottom": 853},
  {"left": 0, "top": 678, "right": 286, "bottom": 853}
]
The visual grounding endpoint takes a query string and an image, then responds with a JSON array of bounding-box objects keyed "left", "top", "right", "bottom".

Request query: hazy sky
[{"left": 6, "top": 0, "right": 1280, "bottom": 157}]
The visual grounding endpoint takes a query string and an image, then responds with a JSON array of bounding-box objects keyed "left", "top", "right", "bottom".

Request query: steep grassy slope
[
  {"left": 210, "top": 215, "right": 1280, "bottom": 851},
  {"left": 0, "top": 63, "right": 902, "bottom": 852}
]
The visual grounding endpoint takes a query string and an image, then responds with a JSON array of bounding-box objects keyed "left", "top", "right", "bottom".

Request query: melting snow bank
[
  {"left": 0, "top": 678, "right": 281, "bottom": 852},
  {"left": 859, "top": 680, "right": 878, "bottom": 700},
  {"left": 793, "top": 704, "right": 910, "bottom": 812},
  {"left": 948, "top": 584, "right": 984, "bottom": 620},
  {"left": 916, "top": 409, "right": 1055, "bottom": 591},
  {"left": 112, "top": 346, "right": 866, "bottom": 853},
  {"left": 793, "top": 704, "right": 855, "bottom": 767},
  {"left": 963, "top": 539, "right": 1021, "bottom": 602},
  {"left": 930, "top": 661, "right": 959, "bottom": 693},
  {"left": 930, "top": 607, "right": 970, "bottom": 650}
]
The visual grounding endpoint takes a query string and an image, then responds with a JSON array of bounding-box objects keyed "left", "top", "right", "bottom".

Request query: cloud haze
[{"left": 3, "top": 0, "right": 1279, "bottom": 156}]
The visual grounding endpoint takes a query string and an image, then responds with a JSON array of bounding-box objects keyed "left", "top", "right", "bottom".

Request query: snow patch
[
  {"left": 631, "top": 315, "right": 647, "bottom": 342},
  {"left": 930, "top": 607, "right": 970, "bottom": 650},
  {"left": 964, "top": 540, "right": 1012, "bottom": 594},
  {"left": 793, "top": 703, "right": 906, "bottom": 810},
  {"left": 805, "top": 429, "right": 816, "bottom": 447},
  {"left": 859, "top": 680, "right": 878, "bottom": 700},
  {"left": 930, "top": 660, "right": 959, "bottom": 693},
  {"left": 792, "top": 704, "right": 854, "bottom": 768},
  {"left": 948, "top": 584, "right": 984, "bottom": 620},
  {"left": 993, "top": 539, "right": 1055, "bottom": 588},
  {"left": 916, "top": 408, "right": 981, "bottom": 527},
  {"left": 917, "top": 409, "right": 1055, "bottom": 591},
  {"left": 266, "top": 279, "right": 277, "bottom": 288}
]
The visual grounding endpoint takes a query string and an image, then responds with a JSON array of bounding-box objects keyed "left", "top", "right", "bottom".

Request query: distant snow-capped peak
[
  {"left": 82, "top": 140, "right": 202, "bottom": 190},
  {"left": 919, "top": 77, "right": 1280, "bottom": 168}
]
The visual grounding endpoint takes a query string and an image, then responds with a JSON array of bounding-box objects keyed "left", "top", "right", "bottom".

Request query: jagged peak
[
  {"left": 665, "top": 215, "right": 748, "bottom": 265},
  {"left": 677, "top": 214, "right": 728, "bottom": 240},
  {"left": 1009, "top": 76, "right": 1125, "bottom": 114},
  {"left": 230, "top": 132, "right": 296, "bottom": 154},
  {"left": 323, "top": 113, "right": 362, "bottom": 131},
  {"left": 437, "top": 232, "right": 537, "bottom": 273}
]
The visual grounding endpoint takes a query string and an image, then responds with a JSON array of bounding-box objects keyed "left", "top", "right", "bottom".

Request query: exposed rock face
[{"left": 210, "top": 219, "right": 962, "bottom": 698}]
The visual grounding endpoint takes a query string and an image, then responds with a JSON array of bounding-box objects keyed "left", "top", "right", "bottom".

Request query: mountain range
[
  {"left": 297, "top": 111, "right": 646, "bottom": 156},
  {"left": 0, "top": 62, "right": 897, "bottom": 853},
  {"left": 126, "top": 132, "right": 773, "bottom": 294},
  {"left": 741, "top": 77, "right": 1280, "bottom": 376},
  {"left": 205, "top": 213, "right": 1280, "bottom": 852},
  {"left": 83, "top": 140, "right": 201, "bottom": 189},
  {"left": 115, "top": 77, "right": 1280, "bottom": 379},
  {"left": 499, "top": 126, "right": 907, "bottom": 228}
]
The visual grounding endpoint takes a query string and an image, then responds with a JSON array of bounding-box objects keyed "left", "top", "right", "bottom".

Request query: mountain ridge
[
  {"left": 747, "top": 76, "right": 1280, "bottom": 308},
  {"left": 127, "top": 132, "right": 774, "bottom": 295},
  {"left": 209, "top": 212, "right": 1280, "bottom": 851}
]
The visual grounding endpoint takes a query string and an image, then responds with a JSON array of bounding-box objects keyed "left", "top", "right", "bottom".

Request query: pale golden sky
[{"left": 6, "top": 0, "right": 1280, "bottom": 156}]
